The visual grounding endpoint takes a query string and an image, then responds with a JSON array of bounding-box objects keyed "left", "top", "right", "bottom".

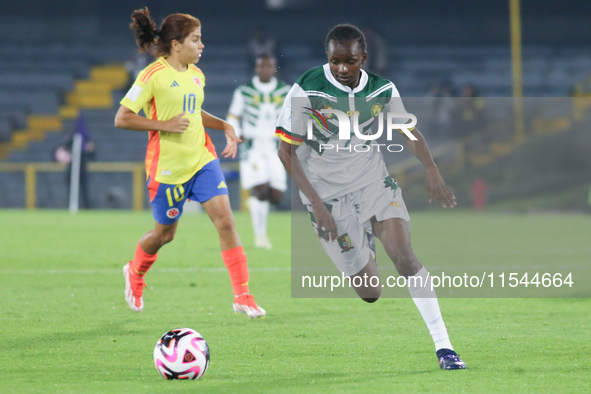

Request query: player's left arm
[
  {"left": 401, "top": 128, "right": 457, "bottom": 208},
  {"left": 201, "top": 109, "right": 242, "bottom": 159}
]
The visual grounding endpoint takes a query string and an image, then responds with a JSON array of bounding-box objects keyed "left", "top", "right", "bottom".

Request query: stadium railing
[
  {"left": 0, "top": 162, "right": 145, "bottom": 210},
  {"left": 0, "top": 161, "right": 242, "bottom": 210},
  {"left": 387, "top": 96, "right": 591, "bottom": 185}
]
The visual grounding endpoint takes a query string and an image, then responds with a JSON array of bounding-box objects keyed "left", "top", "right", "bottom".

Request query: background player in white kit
[
  {"left": 227, "top": 54, "right": 291, "bottom": 249},
  {"left": 276, "top": 24, "right": 466, "bottom": 370}
]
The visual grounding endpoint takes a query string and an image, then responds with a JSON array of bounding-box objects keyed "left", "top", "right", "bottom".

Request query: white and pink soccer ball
[{"left": 153, "top": 328, "right": 210, "bottom": 380}]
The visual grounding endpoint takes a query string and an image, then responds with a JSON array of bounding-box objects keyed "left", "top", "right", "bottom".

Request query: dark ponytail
[
  {"left": 129, "top": 7, "right": 201, "bottom": 57},
  {"left": 130, "top": 7, "right": 158, "bottom": 53}
]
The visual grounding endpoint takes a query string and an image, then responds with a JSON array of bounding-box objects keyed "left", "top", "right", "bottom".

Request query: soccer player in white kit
[
  {"left": 276, "top": 24, "right": 466, "bottom": 370},
  {"left": 227, "top": 54, "right": 290, "bottom": 249}
]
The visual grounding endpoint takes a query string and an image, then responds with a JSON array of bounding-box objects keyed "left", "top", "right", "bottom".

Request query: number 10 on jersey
[{"left": 183, "top": 94, "right": 196, "bottom": 114}]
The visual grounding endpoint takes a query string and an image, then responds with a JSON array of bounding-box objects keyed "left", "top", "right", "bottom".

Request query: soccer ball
[{"left": 153, "top": 328, "right": 210, "bottom": 380}]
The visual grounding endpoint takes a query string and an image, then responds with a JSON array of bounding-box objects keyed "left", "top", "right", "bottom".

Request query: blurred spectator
[
  {"left": 452, "top": 83, "right": 486, "bottom": 139},
  {"left": 248, "top": 26, "right": 277, "bottom": 65},
  {"left": 362, "top": 25, "right": 388, "bottom": 76},
  {"left": 124, "top": 51, "right": 154, "bottom": 90},
  {"left": 53, "top": 113, "right": 95, "bottom": 209},
  {"left": 425, "top": 81, "right": 455, "bottom": 140},
  {"left": 440, "top": 81, "right": 456, "bottom": 97}
]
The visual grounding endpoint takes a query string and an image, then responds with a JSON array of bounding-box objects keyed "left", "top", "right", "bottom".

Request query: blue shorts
[{"left": 148, "top": 159, "right": 229, "bottom": 225}]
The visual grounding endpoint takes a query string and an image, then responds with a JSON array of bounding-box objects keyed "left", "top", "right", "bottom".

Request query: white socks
[
  {"left": 248, "top": 196, "right": 270, "bottom": 237},
  {"left": 407, "top": 267, "right": 453, "bottom": 351}
]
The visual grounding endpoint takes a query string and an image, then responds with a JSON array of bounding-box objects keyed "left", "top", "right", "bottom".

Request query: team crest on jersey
[
  {"left": 371, "top": 103, "right": 384, "bottom": 118},
  {"left": 193, "top": 76, "right": 202, "bottom": 87},
  {"left": 337, "top": 233, "right": 354, "bottom": 253},
  {"left": 166, "top": 208, "right": 180, "bottom": 219},
  {"left": 323, "top": 105, "right": 333, "bottom": 119}
]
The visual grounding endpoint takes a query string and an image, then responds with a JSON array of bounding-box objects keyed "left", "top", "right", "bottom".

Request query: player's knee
[
  {"left": 254, "top": 189, "right": 269, "bottom": 201},
  {"left": 357, "top": 285, "right": 381, "bottom": 302},
  {"left": 362, "top": 297, "right": 379, "bottom": 303},
  {"left": 269, "top": 191, "right": 283, "bottom": 205},
  {"left": 158, "top": 231, "right": 176, "bottom": 245},
  {"left": 252, "top": 184, "right": 270, "bottom": 201},
  {"left": 214, "top": 216, "right": 236, "bottom": 235}
]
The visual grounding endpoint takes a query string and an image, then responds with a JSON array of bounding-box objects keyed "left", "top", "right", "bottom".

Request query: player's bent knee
[
  {"left": 269, "top": 194, "right": 283, "bottom": 205},
  {"left": 161, "top": 231, "right": 176, "bottom": 244},
  {"left": 255, "top": 191, "right": 268, "bottom": 201},
  {"left": 253, "top": 184, "right": 271, "bottom": 201},
  {"left": 362, "top": 297, "right": 379, "bottom": 303},
  {"left": 356, "top": 285, "right": 381, "bottom": 301}
]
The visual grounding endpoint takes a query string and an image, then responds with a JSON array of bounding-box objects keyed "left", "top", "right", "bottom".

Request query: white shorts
[
  {"left": 240, "top": 139, "right": 287, "bottom": 191},
  {"left": 306, "top": 177, "right": 410, "bottom": 277}
]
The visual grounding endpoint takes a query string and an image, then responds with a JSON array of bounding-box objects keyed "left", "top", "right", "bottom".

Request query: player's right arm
[
  {"left": 114, "top": 65, "right": 189, "bottom": 133},
  {"left": 278, "top": 141, "right": 337, "bottom": 242},
  {"left": 226, "top": 88, "right": 244, "bottom": 139},
  {"left": 276, "top": 84, "right": 337, "bottom": 242},
  {"left": 114, "top": 106, "right": 188, "bottom": 133}
]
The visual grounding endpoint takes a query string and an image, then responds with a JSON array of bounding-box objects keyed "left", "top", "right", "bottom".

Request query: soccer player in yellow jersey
[{"left": 114, "top": 8, "right": 266, "bottom": 318}]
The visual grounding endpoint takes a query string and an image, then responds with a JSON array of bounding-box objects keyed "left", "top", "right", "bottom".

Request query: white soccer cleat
[
  {"left": 255, "top": 235, "right": 273, "bottom": 250},
  {"left": 233, "top": 294, "right": 266, "bottom": 319},
  {"left": 124, "top": 263, "right": 145, "bottom": 313}
]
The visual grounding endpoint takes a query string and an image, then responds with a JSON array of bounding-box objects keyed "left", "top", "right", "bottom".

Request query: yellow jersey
[{"left": 121, "top": 57, "right": 217, "bottom": 185}]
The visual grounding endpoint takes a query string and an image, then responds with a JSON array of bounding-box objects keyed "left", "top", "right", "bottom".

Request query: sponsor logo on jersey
[
  {"left": 193, "top": 76, "right": 202, "bottom": 87},
  {"left": 217, "top": 181, "right": 227, "bottom": 189},
  {"left": 390, "top": 201, "right": 402, "bottom": 207},
  {"left": 338, "top": 233, "right": 354, "bottom": 253},
  {"left": 166, "top": 208, "right": 180, "bottom": 219},
  {"left": 170, "top": 81, "right": 180, "bottom": 87}
]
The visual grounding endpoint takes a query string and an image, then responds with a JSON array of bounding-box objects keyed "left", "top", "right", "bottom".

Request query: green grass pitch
[{"left": 0, "top": 209, "right": 590, "bottom": 393}]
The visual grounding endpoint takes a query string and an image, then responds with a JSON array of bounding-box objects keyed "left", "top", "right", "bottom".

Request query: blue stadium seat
[
  {"left": 0, "top": 91, "right": 60, "bottom": 115},
  {"left": 0, "top": 73, "right": 75, "bottom": 91}
]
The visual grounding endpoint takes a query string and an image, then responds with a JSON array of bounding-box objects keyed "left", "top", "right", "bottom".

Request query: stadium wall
[{"left": 2, "top": 0, "right": 591, "bottom": 46}]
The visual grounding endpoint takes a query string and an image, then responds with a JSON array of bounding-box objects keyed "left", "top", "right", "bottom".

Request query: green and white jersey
[
  {"left": 275, "top": 63, "right": 409, "bottom": 204},
  {"left": 227, "top": 76, "right": 290, "bottom": 141}
]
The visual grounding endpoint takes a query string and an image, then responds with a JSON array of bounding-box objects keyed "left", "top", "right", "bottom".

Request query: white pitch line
[
  {"left": 0, "top": 264, "right": 588, "bottom": 275},
  {"left": 0, "top": 267, "right": 290, "bottom": 275}
]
